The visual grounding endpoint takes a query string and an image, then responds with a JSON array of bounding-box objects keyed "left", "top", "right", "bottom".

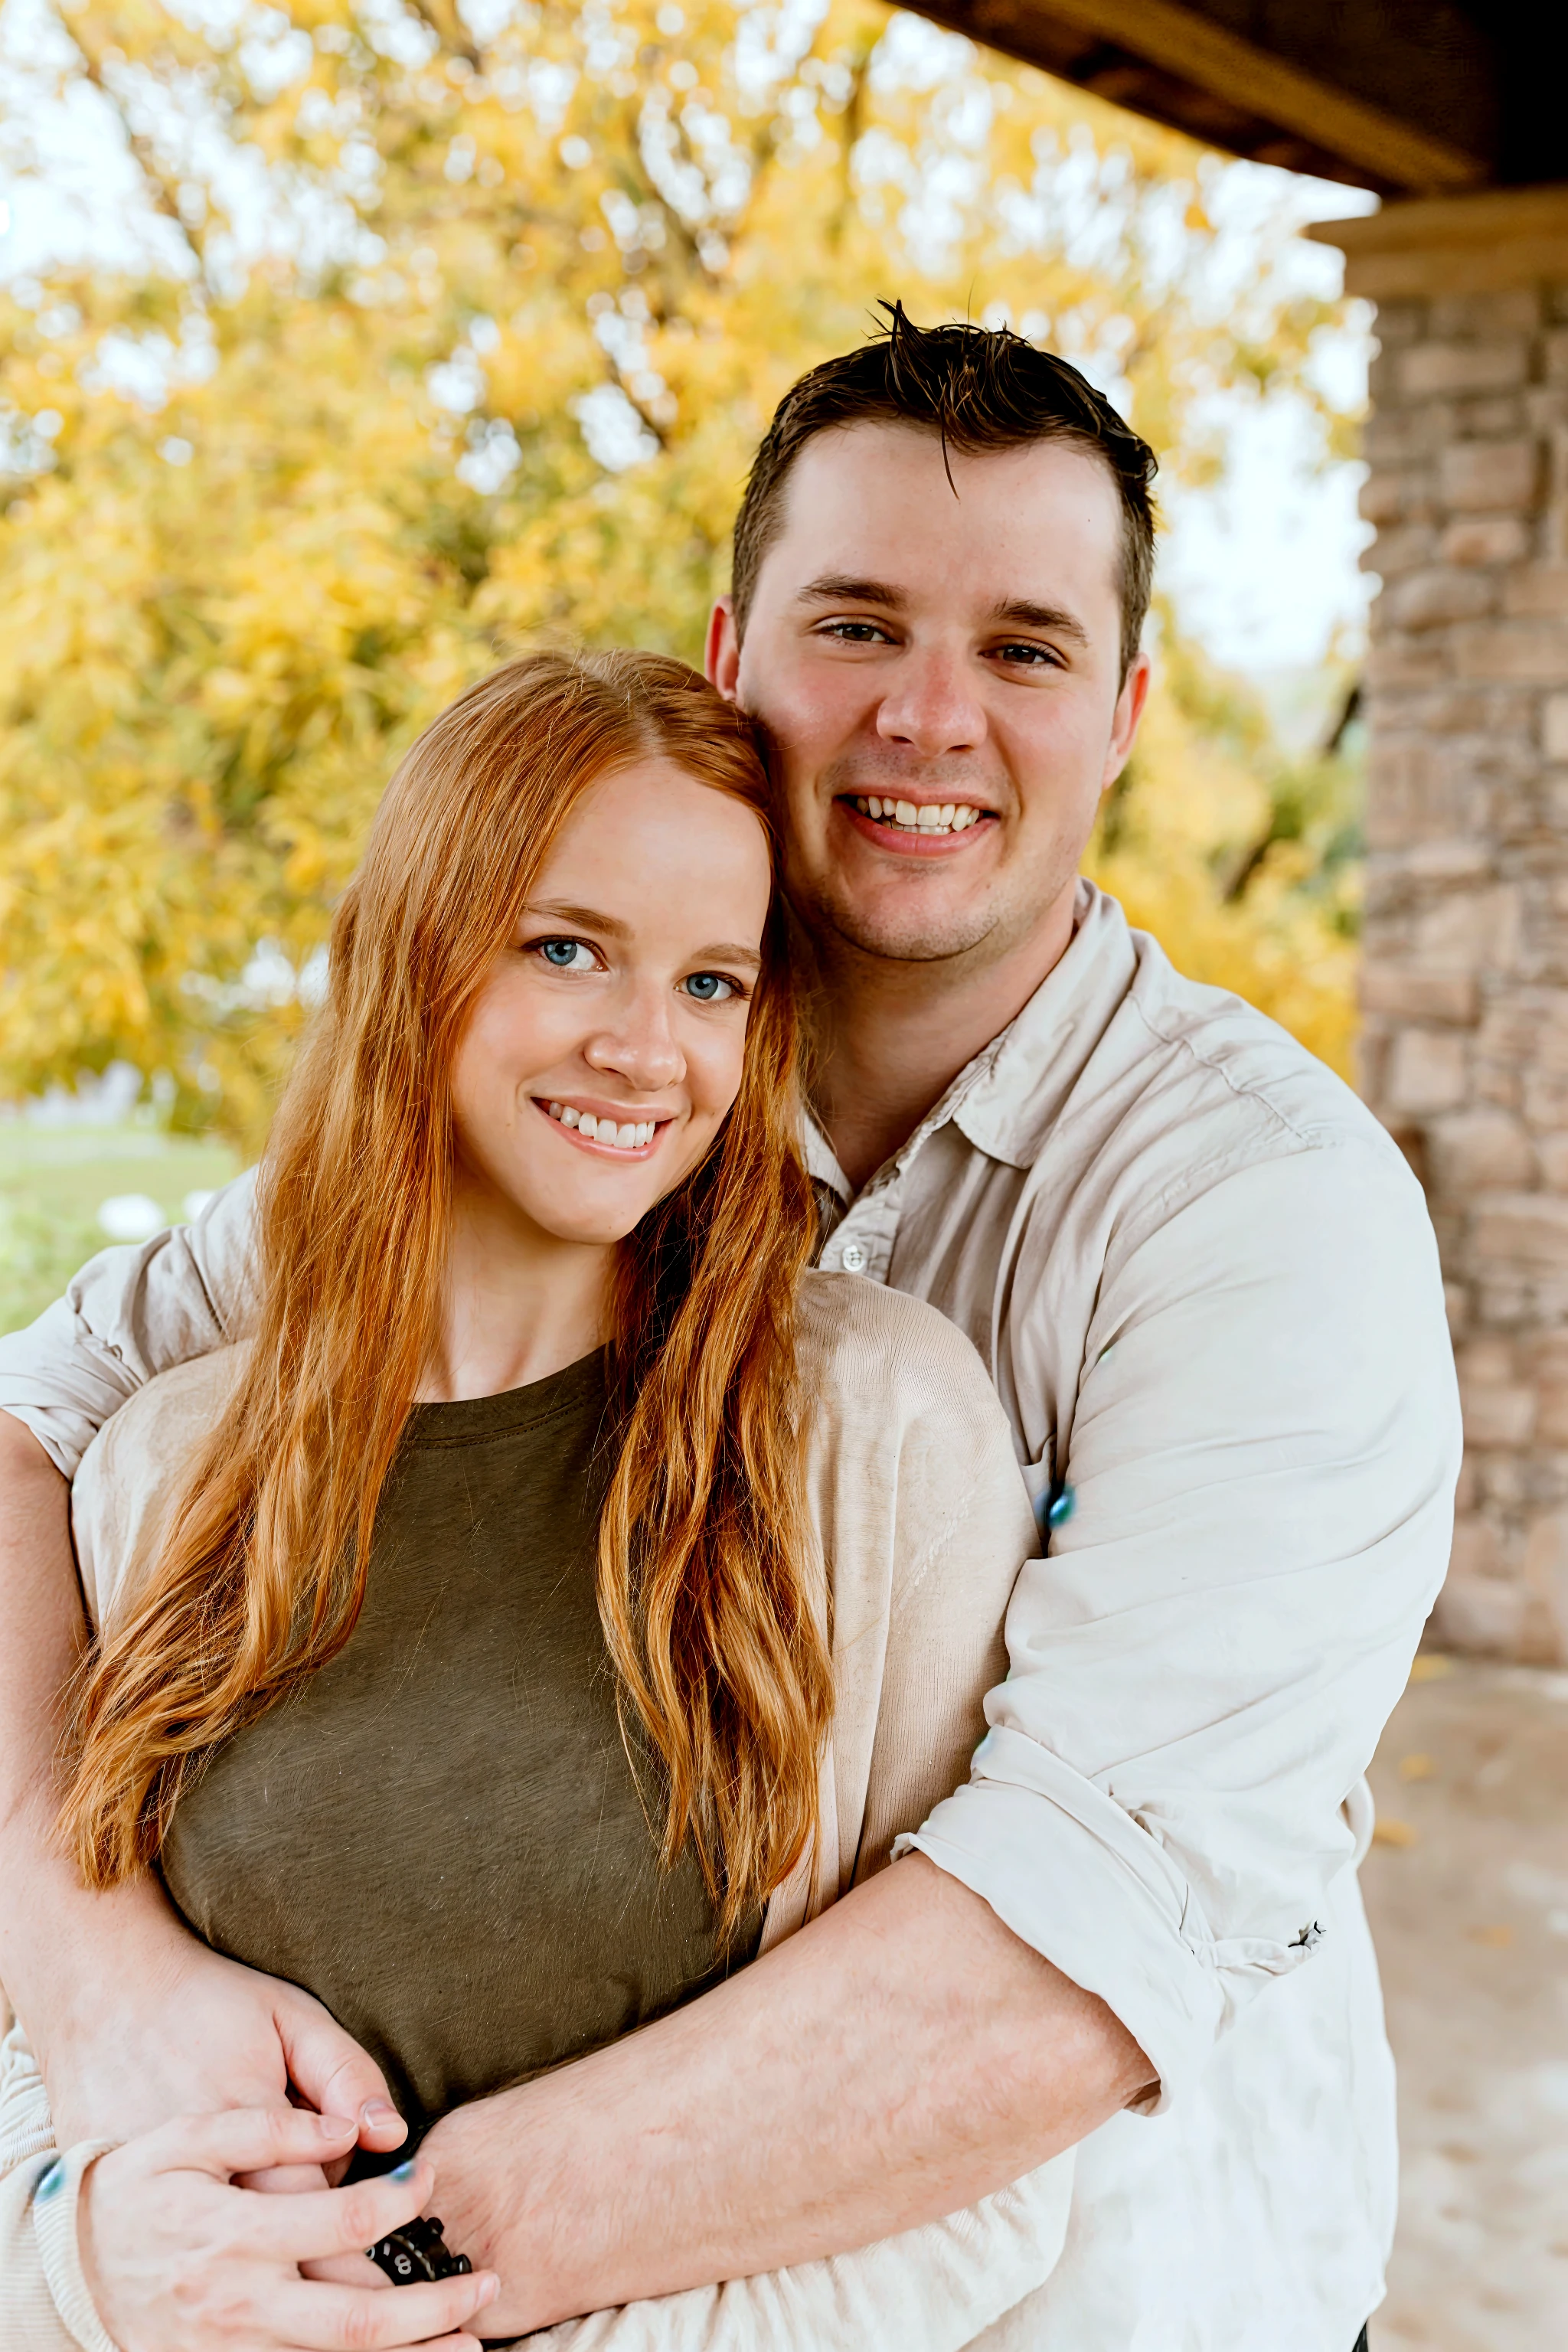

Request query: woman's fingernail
[
  {"left": 390, "top": 2157, "right": 419, "bottom": 2181},
  {"left": 316, "top": 2112, "right": 355, "bottom": 2138}
]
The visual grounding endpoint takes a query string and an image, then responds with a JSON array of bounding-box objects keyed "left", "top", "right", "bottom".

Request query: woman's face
[{"left": 450, "top": 757, "right": 774, "bottom": 1250}]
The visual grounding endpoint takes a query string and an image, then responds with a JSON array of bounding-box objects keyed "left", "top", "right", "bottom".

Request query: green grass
[{"left": 0, "top": 1125, "right": 242, "bottom": 1339}]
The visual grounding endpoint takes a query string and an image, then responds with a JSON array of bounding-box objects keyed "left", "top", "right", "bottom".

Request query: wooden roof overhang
[{"left": 907, "top": 2, "right": 1562, "bottom": 198}]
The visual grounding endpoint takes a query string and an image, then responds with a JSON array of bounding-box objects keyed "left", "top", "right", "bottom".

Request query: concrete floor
[{"left": 1362, "top": 1655, "right": 1568, "bottom": 2350}]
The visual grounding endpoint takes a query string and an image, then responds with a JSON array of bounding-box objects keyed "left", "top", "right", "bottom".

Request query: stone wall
[{"left": 1343, "top": 213, "right": 1568, "bottom": 1661}]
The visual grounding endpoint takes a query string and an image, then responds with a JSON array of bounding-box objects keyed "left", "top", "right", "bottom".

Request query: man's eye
[
  {"left": 681, "top": 972, "right": 740, "bottom": 1002},
  {"left": 822, "top": 621, "right": 890, "bottom": 643},
  {"left": 995, "top": 642, "right": 1059, "bottom": 668},
  {"left": 535, "top": 938, "right": 598, "bottom": 971}
]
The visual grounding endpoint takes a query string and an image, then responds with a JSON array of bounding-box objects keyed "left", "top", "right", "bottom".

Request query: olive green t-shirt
[{"left": 162, "top": 1349, "right": 756, "bottom": 2139}]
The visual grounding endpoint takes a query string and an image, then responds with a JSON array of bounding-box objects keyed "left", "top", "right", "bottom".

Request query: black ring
[{"left": 366, "top": 2214, "right": 474, "bottom": 2283}]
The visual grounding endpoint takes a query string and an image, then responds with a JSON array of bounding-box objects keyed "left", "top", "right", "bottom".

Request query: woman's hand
[{"left": 78, "top": 2107, "right": 499, "bottom": 2352}]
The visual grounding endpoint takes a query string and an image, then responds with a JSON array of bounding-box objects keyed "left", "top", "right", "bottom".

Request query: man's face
[{"left": 708, "top": 423, "right": 1148, "bottom": 972}]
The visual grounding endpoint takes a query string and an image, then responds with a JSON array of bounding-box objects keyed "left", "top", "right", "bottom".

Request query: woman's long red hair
[{"left": 61, "top": 652, "right": 828, "bottom": 1936}]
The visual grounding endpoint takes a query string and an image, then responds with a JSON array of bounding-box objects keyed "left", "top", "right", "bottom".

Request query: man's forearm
[
  {"left": 426, "top": 1851, "right": 1153, "bottom": 2334},
  {"left": 0, "top": 1415, "right": 191, "bottom": 2097},
  {"left": 0, "top": 1409, "right": 95, "bottom": 2007}
]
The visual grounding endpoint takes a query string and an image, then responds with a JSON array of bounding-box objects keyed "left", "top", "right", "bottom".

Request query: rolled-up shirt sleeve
[
  {"left": 903, "top": 1138, "right": 1461, "bottom": 2112},
  {"left": 0, "top": 1169, "right": 256, "bottom": 1478}
]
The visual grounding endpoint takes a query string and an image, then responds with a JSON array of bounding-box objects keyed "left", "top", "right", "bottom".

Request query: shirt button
[{"left": 840, "top": 1242, "right": 868, "bottom": 1273}]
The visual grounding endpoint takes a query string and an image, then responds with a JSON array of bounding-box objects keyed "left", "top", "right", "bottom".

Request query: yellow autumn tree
[
  {"left": 0, "top": 0, "right": 1362, "bottom": 1147},
  {"left": 1087, "top": 620, "right": 1363, "bottom": 1079}
]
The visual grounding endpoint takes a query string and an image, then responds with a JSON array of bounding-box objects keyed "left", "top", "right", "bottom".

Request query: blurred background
[
  {"left": 0, "top": 0, "right": 1372, "bottom": 1323},
  {"left": 1, "top": 6, "right": 1560, "bottom": 2347}
]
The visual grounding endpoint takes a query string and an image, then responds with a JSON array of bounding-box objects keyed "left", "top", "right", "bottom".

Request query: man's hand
[
  {"left": 79, "top": 2109, "right": 499, "bottom": 2352},
  {"left": 423, "top": 1852, "right": 1155, "bottom": 2337}
]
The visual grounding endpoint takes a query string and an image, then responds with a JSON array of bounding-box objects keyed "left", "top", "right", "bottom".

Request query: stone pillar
[{"left": 1311, "top": 190, "right": 1568, "bottom": 1664}]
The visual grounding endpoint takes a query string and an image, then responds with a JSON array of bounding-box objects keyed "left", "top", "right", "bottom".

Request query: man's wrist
[{"left": 420, "top": 2087, "right": 573, "bottom": 2335}]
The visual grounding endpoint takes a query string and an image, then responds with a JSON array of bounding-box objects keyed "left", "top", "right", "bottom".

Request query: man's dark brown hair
[{"left": 730, "top": 302, "right": 1158, "bottom": 680}]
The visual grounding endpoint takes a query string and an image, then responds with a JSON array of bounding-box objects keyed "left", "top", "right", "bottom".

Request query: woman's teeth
[
  {"left": 851, "top": 795, "right": 982, "bottom": 833},
  {"left": 547, "top": 1102, "right": 656, "bottom": 1151}
]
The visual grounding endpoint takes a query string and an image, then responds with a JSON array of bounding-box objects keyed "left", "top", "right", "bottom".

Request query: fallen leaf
[
  {"left": 1410, "top": 1656, "right": 1455, "bottom": 1683},
  {"left": 1374, "top": 1817, "right": 1419, "bottom": 1847},
  {"left": 1399, "top": 1753, "right": 1436, "bottom": 1781},
  {"left": 1466, "top": 1923, "right": 1514, "bottom": 1948}
]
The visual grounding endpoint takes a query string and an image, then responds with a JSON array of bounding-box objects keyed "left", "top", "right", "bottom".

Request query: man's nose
[
  {"left": 583, "top": 988, "right": 684, "bottom": 1091},
  {"left": 874, "top": 647, "right": 986, "bottom": 759}
]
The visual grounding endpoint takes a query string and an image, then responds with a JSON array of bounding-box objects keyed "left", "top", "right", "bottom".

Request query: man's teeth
[
  {"left": 852, "top": 795, "right": 982, "bottom": 833},
  {"left": 547, "top": 1103, "right": 657, "bottom": 1150}
]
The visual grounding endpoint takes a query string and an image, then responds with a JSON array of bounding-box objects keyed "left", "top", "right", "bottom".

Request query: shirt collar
[
  {"left": 804, "top": 881, "right": 1139, "bottom": 1197},
  {"left": 949, "top": 880, "right": 1138, "bottom": 1170}
]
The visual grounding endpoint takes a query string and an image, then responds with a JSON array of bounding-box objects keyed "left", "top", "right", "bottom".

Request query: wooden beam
[
  {"left": 936, "top": 0, "right": 1488, "bottom": 194},
  {"left": 1308, "top": 185, "right": 1568, "bottom": 299}
]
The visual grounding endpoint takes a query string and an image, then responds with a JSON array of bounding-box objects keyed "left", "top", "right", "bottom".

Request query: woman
[{"left": 0, "top": 652, "right": 1071, "bottom": 2351}]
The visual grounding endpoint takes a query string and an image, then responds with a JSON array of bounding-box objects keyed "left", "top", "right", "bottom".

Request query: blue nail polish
[
  {"left": 1047, "top": 1483, "right": 1076, "bottom": 1530},
  {"left": 390, "top": 2158, "right": 418, "bottom": 2181}
]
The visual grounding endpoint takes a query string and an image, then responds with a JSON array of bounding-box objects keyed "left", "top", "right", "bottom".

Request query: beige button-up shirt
[{"left": 0, "top": 882, "right": 1460, "bottom": 2347}]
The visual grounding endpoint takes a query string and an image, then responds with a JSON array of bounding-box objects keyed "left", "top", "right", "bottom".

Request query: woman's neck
[{"left": 418, "top": 1174, "right": 612, "bottom": 1403}]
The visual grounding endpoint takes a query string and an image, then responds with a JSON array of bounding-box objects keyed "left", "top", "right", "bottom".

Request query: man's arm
[
  {"left": 0, "top": 1411, "right": 134, "bottom": 2092},
  {"left": 0, "top": 1171, "right": 257, "bottom": 1486},
  {"left": 0, "top": 1412, "right": 404, "bottom": 2155},
  {"left": 426, "top": 1854, "right": 1148, "bottom": 2336},
  {"left": 0, "top": 1174, "right": 405, "bottom": 2154},
  {"left": 425, "top": 1138, "right": 1459, "bottom": 2328}
]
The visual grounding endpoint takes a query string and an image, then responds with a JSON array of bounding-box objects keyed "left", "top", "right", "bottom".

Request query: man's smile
[{"left": 835, "top": 792, "right": 998, "bottom": 854}]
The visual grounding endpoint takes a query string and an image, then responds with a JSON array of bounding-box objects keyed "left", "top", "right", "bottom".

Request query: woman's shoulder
[
  {"left": 795, "top": 1269, "right": 1015, "bottom": 1461},
  {"left": 74, "top": 1348, "right": 246, "bottom": 1632}
]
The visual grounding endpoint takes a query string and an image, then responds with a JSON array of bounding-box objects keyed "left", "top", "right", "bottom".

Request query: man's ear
[
  {"left": 1102, "top": 647, "right": 1152, "bottom": 789},
  {"left": 706, "top": 596, "right": 741, "bottom": 701}
]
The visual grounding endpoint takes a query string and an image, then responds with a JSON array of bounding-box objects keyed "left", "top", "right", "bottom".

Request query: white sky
[{"left": 1161, "top": 387, "right": 1374, "bottom": 675}]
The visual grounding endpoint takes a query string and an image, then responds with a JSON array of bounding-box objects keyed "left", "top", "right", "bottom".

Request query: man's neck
[{"left": 807, "top": 881, "right": 1080, "bottom": 1192}]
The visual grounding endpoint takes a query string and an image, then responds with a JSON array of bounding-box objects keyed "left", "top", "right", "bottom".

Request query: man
[{"left": 0, "top": 310, "right": 1458, "bottom": 2347}]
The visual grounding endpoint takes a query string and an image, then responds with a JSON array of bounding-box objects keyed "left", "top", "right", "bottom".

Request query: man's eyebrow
[
  {"left": 795, "top": 573, "right": 908, "bottom": 611},
  {"left": 522, "top": 903, "right": 762, "bottom": 969},
  {"left": 990, "top": 597, "right": 1089, "bottom": 645}
]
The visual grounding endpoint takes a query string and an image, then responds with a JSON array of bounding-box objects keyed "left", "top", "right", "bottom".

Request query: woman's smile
[{"left": 538, "top": 1096, "right": 670, "bottom": 1156}]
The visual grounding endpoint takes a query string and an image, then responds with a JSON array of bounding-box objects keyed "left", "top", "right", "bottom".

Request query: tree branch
[
  {"left": 405, "top": 0, "right": 483, "bottom": 74},
  {"left": 67, "top": 27, "right": 205, "bottom": 276}
]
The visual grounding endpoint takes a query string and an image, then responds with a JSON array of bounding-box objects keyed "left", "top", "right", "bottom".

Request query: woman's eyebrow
[
  {"left": 694, "top": 943, "right": 763, "bottom": 970},
  {"left": 524, "top": 900, "right": 632, "bottom": 939}
]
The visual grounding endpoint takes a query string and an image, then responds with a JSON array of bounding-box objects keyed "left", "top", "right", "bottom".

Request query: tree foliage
[
  {"left": 0, "top": 0, "right": 1361, "bottom": 1145},
  {"left": 1088, "top": 620, "right": 1363, "bottom": 1081}
]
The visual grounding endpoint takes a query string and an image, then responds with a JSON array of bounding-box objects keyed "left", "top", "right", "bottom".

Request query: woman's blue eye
[
  {"left": 539, "top": 939, "right": 592, "bottom": 969},
  {"left": 683, "top": 972, "right": 735, "bottom": 1002}
]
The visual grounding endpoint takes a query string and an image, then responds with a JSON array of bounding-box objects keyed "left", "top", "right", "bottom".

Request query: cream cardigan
[{"left": 1, "top": 1271, "right": 1073, "bottom": 2350}]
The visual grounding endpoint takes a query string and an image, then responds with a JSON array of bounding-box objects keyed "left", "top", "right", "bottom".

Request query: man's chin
[{"left": 806, "top": 887, "right": 1002, "bottom": 968}]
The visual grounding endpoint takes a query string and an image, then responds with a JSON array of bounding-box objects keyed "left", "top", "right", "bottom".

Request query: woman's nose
[{"left": 583, "top": 997, "right": 684, "bottom": 1091}]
